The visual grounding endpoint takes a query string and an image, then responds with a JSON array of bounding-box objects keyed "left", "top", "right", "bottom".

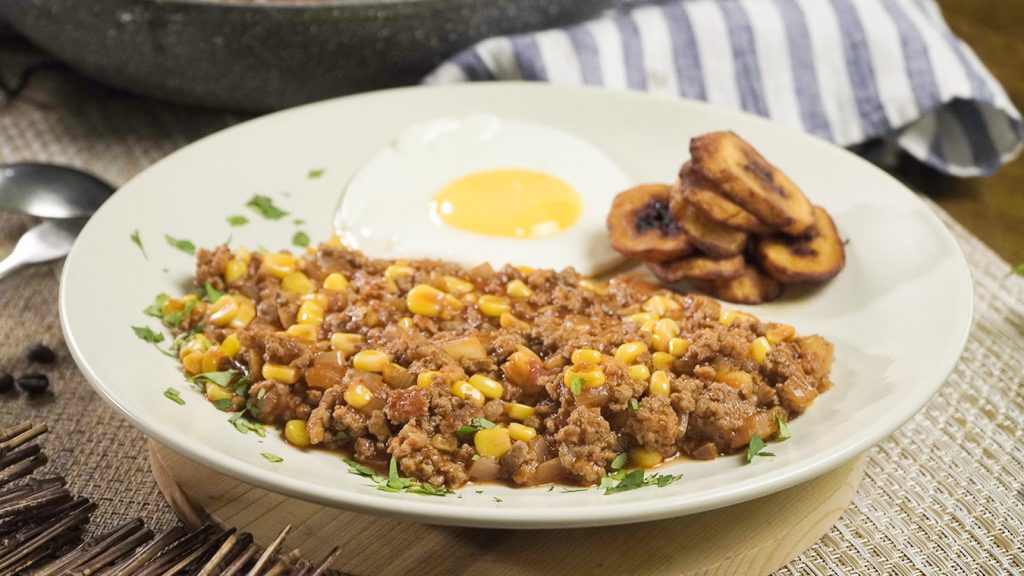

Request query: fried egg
[{"left": 335, "top": 115, "right": 631, "bottom": 275}]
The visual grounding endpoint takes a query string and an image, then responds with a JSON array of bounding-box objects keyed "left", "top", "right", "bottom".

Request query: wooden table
[{"left": 914, "top": 0, "right": 1024, "bottom": 266}]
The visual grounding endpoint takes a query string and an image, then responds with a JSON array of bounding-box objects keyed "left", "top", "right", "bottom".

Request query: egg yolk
[{"left": 432, "top": 169, "right": 582, "bottom": 239}]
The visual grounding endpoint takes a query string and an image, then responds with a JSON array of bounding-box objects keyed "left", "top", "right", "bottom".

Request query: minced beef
[{"left": 172, "top": 244, "right": 835, "bottom": 489}]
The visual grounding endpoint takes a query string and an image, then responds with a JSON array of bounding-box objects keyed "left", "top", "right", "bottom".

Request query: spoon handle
[{"left": 0, "top": 220, "right": 82, "bottom": 282}]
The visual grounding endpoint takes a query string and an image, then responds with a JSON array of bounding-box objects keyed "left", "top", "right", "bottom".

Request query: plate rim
[{"left": 58, "top": 82, "right": 974, "bottom": 529}]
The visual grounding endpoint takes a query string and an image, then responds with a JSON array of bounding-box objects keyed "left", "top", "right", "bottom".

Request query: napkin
[{"left": 424, "top": 0, "right": 1022, "bottom": 177}]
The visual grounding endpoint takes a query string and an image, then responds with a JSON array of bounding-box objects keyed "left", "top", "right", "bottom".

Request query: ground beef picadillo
[{"left": 173, "top": 241, "right": 834, "bottom": 489}]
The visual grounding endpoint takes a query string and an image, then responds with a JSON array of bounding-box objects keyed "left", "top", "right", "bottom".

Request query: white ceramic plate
[{"left": 59, "top": 83, "right": 972, "bottom": 529}]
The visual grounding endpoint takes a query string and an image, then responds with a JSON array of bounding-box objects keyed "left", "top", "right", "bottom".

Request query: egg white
[{"left": 334, "top": 114, "right": 632, "bottom": 275}]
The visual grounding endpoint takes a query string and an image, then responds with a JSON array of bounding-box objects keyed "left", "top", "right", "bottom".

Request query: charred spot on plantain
[
  {"left": 742, "top": 150, "right": 786, "bottom": 198},
  {"left": 634, "top": 198, "right": 681, "bottom": 236}
]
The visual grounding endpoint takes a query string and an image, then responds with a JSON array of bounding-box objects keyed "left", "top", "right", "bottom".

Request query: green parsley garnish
[
  {"left": 293, "top": 218, "right": 306, "bottom": 226},
  {"left": 610, "top": 452, "right": 628, "bottom": 470},
  {"left": 308, "top": 168, "right": 325, "bottom": 179},
  {"left": 776, "top": 416, "right": 791, "bottom": 441},
  {"left": 246, "top": 195, "right": 288, "bottom": 220},
  {"left": 163, "top": 299, "right": 196, "bottom": 327},
  {"left": 493, "top": 497, "right": 503, "bottom": 503},
  {"left": 213, "top": 399, "right": 232, "bottom": 411},
  {"left": 292, "top": 231, "right": 310, "bottom": 248},
  {"left": 475, "top": 490, "right": 484, "bottom": 494},
  {"left": 203, "top": 282, "right": 225, "bottom": 303},
  {"left": 456, "top": 418, "right": 496, "bottom": 437},
  {"left": 569, "top": 374, "right": 585, "bottom": 395},
  {"left": 601, "top": 469, "right": 683, "bottom": 495},
  {"left": 164, "top": 234, "right": 196, "bottom": 255},
  {"left": 227, "top": 215, "right": 249, "bottom": 227},
  {"left": 187, "top": 370, "right": 238, "bottom": 388},
  {"left": 132, "top": 325, "right": 164, "bottom": 343},
  {"left": 746, "top": 433, "right": 775, "bottom": 463},
  {"left": 261, "top": 453, "right": 284, "bottom": 463},
  {"left": 163, "top": 387, "right": 185, "bottom": 405},
  {"left": 1010, "top": 263, "right": 1024, "bottom": 277},
  {"left": 561, "top": 487, "right": 587, "bottom": 493},
  {"left": 130, "top": 230, "right": 147, "bottom": 259},
  {"left": 345, "top": 458, "right": 453, "bottom": 496},
  {"left": 630, "top": 398, "right": 640, "bottom": 411},
  {"left": 228, "top": 412, "right": 266, "bottom": 437}
]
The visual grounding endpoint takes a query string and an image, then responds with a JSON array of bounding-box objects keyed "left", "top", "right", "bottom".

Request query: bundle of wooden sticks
[{"left": 0, "top": 422, "right": 345, "bottom": 575}]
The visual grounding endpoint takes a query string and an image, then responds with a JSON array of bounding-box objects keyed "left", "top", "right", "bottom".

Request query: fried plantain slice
[
  {"left": 690, "top": 131, "right": 814, "bottom": 235},
  {"left": 695, "top": 266, "right": 784, "bottom": 304},
  {"left": 646, "top": 254, "right": 746, "bottom": 283},
  {"left": 673, "top": 164, "right": 773, "bottom": 234},
  {"left": 677, "top": 199, "right": 749, "bottom": 258},
  {"left": 755, "top": 205, "right": 845, "bottom": 283},
  {"left": 607, "top": 184, "right": 694, "bottom": 262}
]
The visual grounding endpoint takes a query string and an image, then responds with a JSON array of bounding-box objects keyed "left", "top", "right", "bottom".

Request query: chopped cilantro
[
  {"left": 227, "top": 215, "right": 249, "bottom": 227},
  {"left": 144, "top": 294, "right": 171, "bottom": 318},
  {"left": 457, "top": 418, "right": 496, "bottom": 437},
  {"left": 1010, "top": 263, "right": 1024, "bottom": 277},
  {"left": 163, "top": 387, "right": 184, "bottom": 405},
  {"left": 344, "top": 458, "right": 452, "bottom": 496},
  {"left": 776, "top": 416, "right": 791, "bottom": 441},
  {"left": 746, "top": 433, "right": 775, "bottom": 463},
  {"left": 569, "top": 374, "right": 585, "bottom": 395},
  {"left": 292, "top": 231, "right": 310, "bottom": 248},
  {"left": 213, "top": 399, "right": 233, "bottom": 411},
  {"left": 132, "top": 325, "right": 164, "bottom": 343},
  {"left": 475, "top": 490, "right": 484, "bottom": 494},
  {"left": 261, "top": 452, "right": 284, "bottom": 463},
  {"left": 293, "top": 218, "right": 306, "bottom": 226},
  {"left": 188, "top": 370, "right": 238, "bottom": 388},
  {"left": 547, "top": 486, "right": 555, "bottom": 492},
  {"left": 130, "top": 230, "right": 147, "bottom": 259},
  {"left": 492, "top": 497, "right": 503, "bottom": 503},
  {"left": 601, "top": 469, "right": 683, "bottom": 495},
  {"left": 561, "top": 488, "right": 587, "bottom": 493},
  {"left": 246, "top": 195, "right": 288, "bottom": 220},
  {"left": 308, "top": 168, "right": 325, "bottom": 179},
  {"left": 610, "top": 452, "right": 628, "bottom": 470},
  {"left": 630, "top": 398, "right": 640, "bottom": 411},
  {"left": 164, "top": 234, "right": 196, "bottom": 255},
  {"left": 345, "top": 458, "right": 384, "bottom": 482},
  {"left": 162, "top": 299, "right": 196, "bottom": 327},
  {"left": 228, "top": 412, "right": 266, "bottom": 437},
  {"left": 203, "top": 282, "right": 225, "bottom": 303}
]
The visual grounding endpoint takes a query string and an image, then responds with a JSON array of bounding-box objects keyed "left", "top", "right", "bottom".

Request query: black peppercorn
[
  {"left": 16, "top": 373, "right": 49, "bottom": 395},
  {"left": 25, "top": 343, "right": 57, "bottom": 364},
  {"left": 0, "top": 372, "right": 13, "bottom": 394}
]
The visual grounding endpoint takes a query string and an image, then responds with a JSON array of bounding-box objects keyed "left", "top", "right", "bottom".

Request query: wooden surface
[
  {"left": 915, "top": 0, "right": 1024, "bottom": 266},
  {"left": 149, "top": 441, "right": 866, "bottom": 576}
]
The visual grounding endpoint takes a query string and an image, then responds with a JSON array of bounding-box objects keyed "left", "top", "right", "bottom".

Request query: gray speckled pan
[{"left": 1, "top": 0, "right": 615, "bottom": 111}]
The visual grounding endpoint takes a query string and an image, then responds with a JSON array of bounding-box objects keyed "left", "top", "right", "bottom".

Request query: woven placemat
[{"left": 1, "top": 54, "right": 1021, "bottom": 575}]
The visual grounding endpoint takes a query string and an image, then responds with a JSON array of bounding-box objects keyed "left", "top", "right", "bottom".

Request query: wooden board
[{"left": 149, "top": 441, "right": 865, "bottom": 576}]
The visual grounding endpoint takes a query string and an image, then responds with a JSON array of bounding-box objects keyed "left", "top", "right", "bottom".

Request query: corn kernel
[
  {"left": 284, "top": 419, "right": 310, "bottom": 447},
  {"left": 208, "top": 295, "right": 239, "bottom": 327},
  {"left": 509, "top": 423, "right": 537, "bottom": 443},
  {"left": 220, "top": 333, "right": 241, "bottom": 358},
  {"left": 417, "top": 370, "right": 443, "bottom": 388},
  {"left": 765, "top": 324, "right": 796, "bottom": 345},
  {"left": 615, "top": 341, "right": 648, "bottom": 364},
  {"left": 578, "top": 278, "right": 608, "bottom": 294},
  {"left": 179, "top": 334, "right": 212, "bottom": 360},
  {"left": 717, "top": 371, "right": 754, "bottom": 389},
  {"left": 330, "top": 333, "right": 363, "bottom": 356},
  {"left": 750, "top": 337, "right": 772, "bottom": 365},
  {"left": 384, "top": 263, "right": 413, "bottom": 293},
  {"left": 234, "top": 248, "right": 252, "bottom": 265},
  {"left": 720, "top": 310, "right": 756, "bottom": 326},
  {"left": 344, "top": 382, "right": 374, "bottom": 409},
  {"left": 630, "top": 447, "right": 664, "bottom": 468},
  {"left": 640, "top": 319, "right": 658, "bottom": 334},
  {"left": 571, "top": 348, "right": 602, "bottom": 365},
  {"left": 477, "top": 295, "right": 510, "bottom": 317},
  {"left": 182, "top": 294, "right": 199, "bottom": 303},
  {"left": 515, "top": 265, "right": 535, "bottom": 276},
  {"left": 322, "top": 272, "right": 349, "bottom": 292},
  {"left": 281, "top": 271, "right": 314, "bottom": 294},
  {"left": 650, "top": 333, "right": 670, "bottom": 353},
  {"left": 442, "top": 275, "right": 475, "bottom": 295},
  {"left": 229, "top": 298, "right": 255, "bottom": 329},
  {"left": 654, "top": 318, "right": 680, "bottom": 341},
  {"left": 625, "top": 312, "right": 658, "bottom": 324},
  {"left": 649, "top": 370, "right": 671, "bottom": 396},
  {"left": 406, "top": 284, "right": 463, "bottom": 318},
  {"left": 182, "top": 351, "right": 204, "bottom": 375},
  {"left": 325, "top": 234, "right": 343, "bottom": 248},
  {"left": 161, "top": 298, "right": 185, "bottom": 315},
  {"left": 451, "top": 380, "right": 486, "bottom": 406},
  {"left": 505, "top": 402, "right": 535, "bottom": 421},
  {"left": 499, "top": 312, "right": 529, "bottom": 330},
  {"left": 563, "top": 364, "right": 606, "bottom": 389},
  {"left": 202, "top": 347, "right": 226, "bottom": 373},
  {"left": 302, "top": 292, "right": 329, "bottom": 308},
  {"left": 296, "top": 300, "right": 325, "bottom": 325},
  {"left": 468, "top": 374, "right": 503, "bottom": 400},
  {"left": 363, "top": 311, "right": 380, "bottom": 327},
  {"left": 399, "top": 317, "right": 414, "bottom": 329},
  {"left": 506, "top": 279, "right": 533, "bottom": 299},
  {"left": 628, "top": 364, "right": 651, "bottom": 382},
  {"left": 353, "top": 349, "right": 388, "bottom": 373},
  {"left": 643, "top": 295, "right": 679, "bottom": 316},
  {"left": 262, "top": 362, "right": 299, "bottom": 384},
  {"left": 285, "top": 323, "right": 318, "bottom": 341},
  {"left": 652, "top": 351, "right": 674, "bottom": 371},
  {"left": 225, "top": 259, "right": 248, "bottom": 284},
  {"left": 668, "top": 338, "right": 690, "bottom": 357},
  {"left": 474, "top": 427, "right": 512, "bottom": 458},
  {"left": 263, "top": 252, "right": 296, "bottom": 279},
  {"left": 205, "top": 382, "right": 234, "bottom": 403}
]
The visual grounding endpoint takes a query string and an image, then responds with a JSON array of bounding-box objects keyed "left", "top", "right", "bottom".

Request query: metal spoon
[
  {"left": 0, "top": 220, "right": 83, "bottom": 281},
  {"left": 0, "top": 164, "right": 114, "bottom": 219}
]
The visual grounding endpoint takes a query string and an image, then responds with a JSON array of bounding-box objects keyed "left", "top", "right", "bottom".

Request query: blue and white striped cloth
[{"left": 424, "top": 0, "right": 1022, "bottom": 177}]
